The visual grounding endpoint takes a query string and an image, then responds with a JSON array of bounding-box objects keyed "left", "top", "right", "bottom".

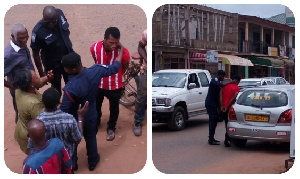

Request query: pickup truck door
[{"left": 186, "top": 73, "right": 207, "bottom": 116}]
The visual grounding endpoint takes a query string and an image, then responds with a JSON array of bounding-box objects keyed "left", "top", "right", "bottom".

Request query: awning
[
  {"left": 248, "top": 56, "right": 285, "bottom": 68},
  {"left": 219, "top": 54, "right": 253, "bottom": 66},
  {"left": 262, "top": 57, "right": 284, "bottom": 68},
  {"left": 248, "top": 56, "right": 272, "bottom": 67},
  {"left": 281, "top": 59, "right": 295, "bottom": 66}
]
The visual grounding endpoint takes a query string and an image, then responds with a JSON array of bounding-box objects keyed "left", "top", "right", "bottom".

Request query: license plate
[{"left": 245, "top": 114, "right": 269, "bottom": 122}]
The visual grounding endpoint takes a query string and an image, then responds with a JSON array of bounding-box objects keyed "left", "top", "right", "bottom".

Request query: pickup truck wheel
[{"left": 168, "top": 106, "right": 186, "bottom": 131}]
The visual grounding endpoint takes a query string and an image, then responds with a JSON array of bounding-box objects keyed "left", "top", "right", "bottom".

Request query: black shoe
[
  {"left": 224, "top": 140, "right": 231, "bottom": 147},
  {"left": 208, "top": 139, "right": 220, "bottom": 145},
  {"left": 88, "top": 155, "right": 100, "bottom": 171},
  {"left": 212, "top": 139, "right": 220, "bottom": 143}
]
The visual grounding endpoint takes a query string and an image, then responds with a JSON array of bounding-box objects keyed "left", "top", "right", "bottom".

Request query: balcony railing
[{"left": 238, "top": 40, "right": 292, "bottom": 57}]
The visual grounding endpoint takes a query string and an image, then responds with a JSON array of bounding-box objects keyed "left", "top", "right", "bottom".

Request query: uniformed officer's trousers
[
  {"left": 206, "top": 105, "right": 219, "bottom": 141},
  {"left": 82, "top": 119, "right": 100, "bottom": 167}
]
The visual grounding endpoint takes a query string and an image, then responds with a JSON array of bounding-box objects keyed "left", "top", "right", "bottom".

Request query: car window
[
  {"left": 198, "top": 72, "right": 209, "bottom": 87},
  {"left": 279, "top": 78, "right": 285, "bottom": 84},
  {"left": 152, "top": 73, "right": 187, "bottom": 88},
  {"left": 239, "top": 81, "right": 260, "bottom": 87},
  {"left": 188, "top": 73, "right": 200, "bottom": 88},
  {"left": 237, "top": 90, "right": 288, "bottom": 108}
]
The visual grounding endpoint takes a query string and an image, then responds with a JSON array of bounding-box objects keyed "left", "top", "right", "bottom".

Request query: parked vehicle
[
  {"left": 263, "top": 77, "right": 290, "bottom": 85},
  {"left": 152, "top": 69, "right": 212, "bottom": 130},
  {"left": 238, "top": 78, "right": 274, "bottom": 91},
  {"left": 227, "top": 85, "right": 294, "bottom": 147}
]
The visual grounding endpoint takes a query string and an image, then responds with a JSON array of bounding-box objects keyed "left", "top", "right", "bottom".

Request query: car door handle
[{"left": 199, "top": 92, "right": 202, "bottom": 94}]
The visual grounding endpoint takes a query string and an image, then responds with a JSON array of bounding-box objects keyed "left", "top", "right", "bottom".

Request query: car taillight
[
  {"left": 277, "top": 109, "right": 292, "bottom": 123},
  {"left": 228, "top": 106, "right": 237, "bottom": 121}
]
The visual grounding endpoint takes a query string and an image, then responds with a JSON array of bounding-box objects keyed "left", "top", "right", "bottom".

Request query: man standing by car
[
  {"left": 31, "top": 5, "right": 73, "bottom": 96},
  {"left": 90, "top": 27, "right": 130, "bottom": 141},
  {"left": 205, "top": 70, "right": 233, "bottom": 145},
  {"left": 220, "top": 75, "right": 241, "bottom": 147}
]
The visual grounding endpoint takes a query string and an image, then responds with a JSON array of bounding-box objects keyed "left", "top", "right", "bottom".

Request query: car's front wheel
[{"left": 168, "top": 106, "right": 187, "bottom": 131}]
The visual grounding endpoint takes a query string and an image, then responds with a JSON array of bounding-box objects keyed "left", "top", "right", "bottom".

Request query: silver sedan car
[{"left": 227, "top": 85, "right": 294, "bottom": 147}]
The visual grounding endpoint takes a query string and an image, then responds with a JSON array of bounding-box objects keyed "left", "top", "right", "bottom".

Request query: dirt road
[{"left": 3, "top": 4, "right": 147, "bottom": 174}]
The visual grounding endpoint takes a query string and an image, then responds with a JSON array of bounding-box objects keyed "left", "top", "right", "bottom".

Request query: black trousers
[
  {"left": 206, "top": 105, "right": 219, "bottom": 141},
  {"left": 44, "top": 59, "right": 68, "bottom": 96},
  {"left": 220, "top": 110, "right": 231, "bottom": 142},
  {"left": 96, "top": 88, "right": 123, "bottom": 131}
]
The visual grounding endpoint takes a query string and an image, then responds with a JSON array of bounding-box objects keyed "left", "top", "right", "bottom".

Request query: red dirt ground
[{"left": 3, "top": 4, "right": 147, "bottom": 174}]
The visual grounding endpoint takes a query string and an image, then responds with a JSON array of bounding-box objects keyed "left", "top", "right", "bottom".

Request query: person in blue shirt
[
  {"left": 60, "top": 46, "right": 123, "bottom": 171},
  {"left": 4, "top": 23, "right": 35, "bottom": 123},
  {"left": 205, "top": 70, "right": 234, "bottom": 145}
]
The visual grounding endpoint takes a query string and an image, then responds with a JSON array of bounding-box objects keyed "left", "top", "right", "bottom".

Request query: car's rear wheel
[
  {"left": 168, "top": 106, "right": 186, "bottom": 131},
  {"left": 232, "top": 138, "right": 247, "bottom": 147}
]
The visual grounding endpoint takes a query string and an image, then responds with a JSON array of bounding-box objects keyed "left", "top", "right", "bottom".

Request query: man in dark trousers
[
  {"left": 31, "top": 5, "right": 73, "bottom": 96},
  {"left": 60, "top": 48, "right": 123, "bottom": 171},
  {"left": 4, "top": 23, "right": 35, "bottom": 123},
  {"left": 90, "top": 27, "right": 130, "bottom": 141},
  {"left": 220, "top": 75, "right": 241, "bottom": 147},
  {"left": 205, "top": 70, "right": 233, "bottom": 145}
]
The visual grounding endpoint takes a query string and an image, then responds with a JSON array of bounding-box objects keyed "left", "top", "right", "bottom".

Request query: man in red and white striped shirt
[{"left": 90, "top": 27, "right": 130, "bottom": 141}]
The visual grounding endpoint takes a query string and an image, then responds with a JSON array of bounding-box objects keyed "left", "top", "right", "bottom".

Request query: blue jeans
[{"left": 134, "top": 72, "right": 147, "bottom": 124}]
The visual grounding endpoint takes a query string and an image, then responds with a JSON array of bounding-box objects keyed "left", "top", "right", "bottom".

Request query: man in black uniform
[
  {"left": 31, "top": 5, "right": 73, "bottom": 96},
  {"left": 205, "top": 70, "right": 231, "bottom": 145}
]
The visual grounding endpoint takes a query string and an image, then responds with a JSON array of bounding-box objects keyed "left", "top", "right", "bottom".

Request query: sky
[{"left": 204, "top": 4, "right": 287, "bottom": 18}]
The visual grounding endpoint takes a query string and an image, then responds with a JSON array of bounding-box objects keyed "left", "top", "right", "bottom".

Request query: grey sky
[{"left": 204, "top": 4, "right": 287, "bottom": 18}]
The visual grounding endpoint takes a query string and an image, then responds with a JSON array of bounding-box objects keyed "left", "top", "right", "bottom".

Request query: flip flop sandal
[{"left": 106, "top": 130, "right": 115, "bottom": 141}]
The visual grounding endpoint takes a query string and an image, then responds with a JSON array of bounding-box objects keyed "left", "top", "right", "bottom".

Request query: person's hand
[
  {"left": 221, "top": 106, "right": 226, "bottom": 112},
  {"left": 117, "top": 42, "right": 124, "bottom": 50},
  {"left": 78, "top": 101, "right": 89, "bottom": 119},
  {"left": 8, "top": 83, "right": 15, "bottom": 90},
  {"left": 46, "top": 70, "right": 54, "bottom": 82}
]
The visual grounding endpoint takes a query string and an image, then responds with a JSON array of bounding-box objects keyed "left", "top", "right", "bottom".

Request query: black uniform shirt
[
  {"left": 205, "top": 77, "right": 223, "bottom": 107},
  {"left": 31, "top": 8, "right": 73, "bottom": 65}
]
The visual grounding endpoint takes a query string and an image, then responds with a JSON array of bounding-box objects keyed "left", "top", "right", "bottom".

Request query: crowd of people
[{"left": 4, "top": 5, "right": 147, "bottom": 174}]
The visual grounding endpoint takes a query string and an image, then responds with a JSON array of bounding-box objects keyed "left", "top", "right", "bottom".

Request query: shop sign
[{"left": 206, "top": 50, "right": 218, "bottom": 63}]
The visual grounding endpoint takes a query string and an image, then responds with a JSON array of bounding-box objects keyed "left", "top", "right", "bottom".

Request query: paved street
[{"left": 152, "top": 114, "right": 291, "bottom": 174}]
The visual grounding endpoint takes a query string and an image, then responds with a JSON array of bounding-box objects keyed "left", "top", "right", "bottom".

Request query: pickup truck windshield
[{"left": 152, "top": 73, "right": 186, "bottom": 88}]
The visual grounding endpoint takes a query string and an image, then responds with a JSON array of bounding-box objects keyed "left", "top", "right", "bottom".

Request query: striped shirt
[
  {"left": 90, "top": 41, "right": 130, "bottom": 90},
  {"left": 36, "top": 109, "right": 82, "bottom": 158},
  {"left": 23, "top": 138, "right": 72, "bottom": 174}
]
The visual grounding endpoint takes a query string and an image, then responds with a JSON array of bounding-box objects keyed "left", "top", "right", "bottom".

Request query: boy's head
[
  {"left": 42, "top": 87, "right": 60, "bottom": 110},
  {"left": 231, "top": 75, "right": 241, "bottom": 84}
]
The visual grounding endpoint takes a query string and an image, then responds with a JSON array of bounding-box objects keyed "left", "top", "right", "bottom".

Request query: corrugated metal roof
[{"left": 266, "top": 13, "right": 286, "bottom": 25}]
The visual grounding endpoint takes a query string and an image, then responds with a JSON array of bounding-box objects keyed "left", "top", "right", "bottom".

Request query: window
[
  {"left": 152, "top": 73, "right": 187, "bottom": 88},
  {"left": 198, "top": 72, "right": 209, "bottom": 87},
  {"left": 188, "top": 73, "right": 200, "bottom": 88},
  {"left": 237, "top": 90, "right": 288, "bottom": 108}
]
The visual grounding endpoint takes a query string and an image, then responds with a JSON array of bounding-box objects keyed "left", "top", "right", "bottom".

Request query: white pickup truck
[{"left": 152, "top": 69, "right": 212, "bottom": 130}]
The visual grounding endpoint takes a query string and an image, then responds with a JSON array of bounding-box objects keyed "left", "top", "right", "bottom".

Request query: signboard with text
[
  {"left": 268, "top": 47, "right": 278, "bottom": 56},
  {"left": 206, "top": 50, "right": 218, "bottom": 63}
]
